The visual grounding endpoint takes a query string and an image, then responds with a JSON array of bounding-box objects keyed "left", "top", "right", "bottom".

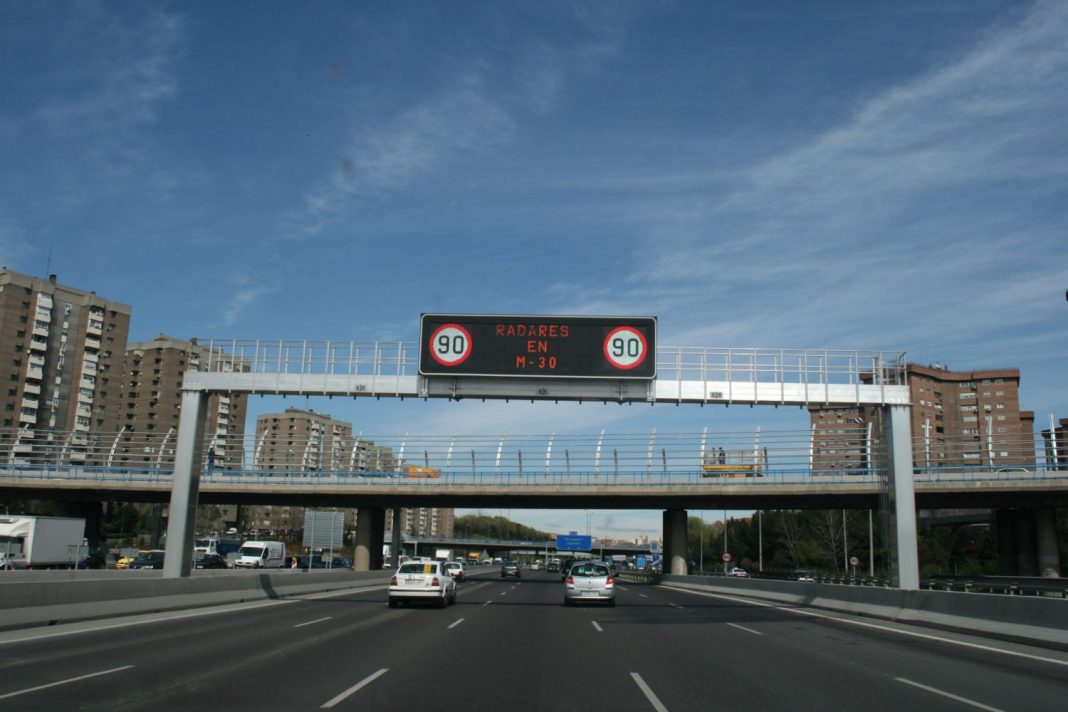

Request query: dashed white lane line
[
  {"left": 499, "top": 591, "right": 507, "bottom": 596},
  {"left": 591, "top": 621, "right": 604, "bottom": 633},
  {"left": 321, "top": 668, "right": 389, "bottom": 709},
  {"left": 294, "top": 616, "right": 333, "bottom": 628},
  {"left": 482, "top": 600, "right": 493, "bottom": 606},
  {"left": 639, "top": 593, "right": 648, "bottom": 598},
  {"left": 0, "top": 665, "right": 135, "bottom": 701},
  {"left": 726, "top": 622, "right": 763, "bottom": 636},
  {"left": 630, "top": 672, "right": 669, "bottom": 712},
  {"left": 895, "top": 678, "right": 1005, "bottom": 712},
  {"left": 448, "top": 618, "right": 465, "bottom": 629}
]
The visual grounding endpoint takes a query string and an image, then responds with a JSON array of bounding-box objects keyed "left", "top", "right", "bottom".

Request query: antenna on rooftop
[{"left": 45, "top": 247, "right": 52, "bottom": 278}]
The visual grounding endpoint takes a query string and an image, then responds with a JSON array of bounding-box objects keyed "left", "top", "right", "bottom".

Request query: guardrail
[{"left": 925, "top": 575, "right": 1068, "bottom": 598}]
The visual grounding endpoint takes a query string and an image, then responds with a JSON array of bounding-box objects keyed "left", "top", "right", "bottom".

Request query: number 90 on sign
[
  {"left": 603, "top": 326, "right": 648, "bottom": 370},
  {"left": 429, "top": 323, "right": 472, "bottom": 366}
]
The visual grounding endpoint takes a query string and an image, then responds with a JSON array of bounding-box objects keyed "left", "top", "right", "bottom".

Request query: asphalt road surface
[{"left": 1, "top": 567, "right": 1067, "bottom": 711}]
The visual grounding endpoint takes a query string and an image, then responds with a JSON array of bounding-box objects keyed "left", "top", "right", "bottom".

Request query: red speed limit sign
[
  {"left": 722, "top": 553, "right": 732, "bottom": 563},
  {"left": 603, "top": 326, "right": 648, "bottom": 370},
  {"left": 428, "top": 323, "right": 473, "bottom": 366}
]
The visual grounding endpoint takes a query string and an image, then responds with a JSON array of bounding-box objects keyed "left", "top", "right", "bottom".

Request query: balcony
[
  {"left": 22, "top": 382, "right": 41, "bottom": 395},
  {"left": 87, "top": 320, "right": 103, "bottom": 336},
  {"left": 85, "top": 335, "right": 101, "bottom": 350},
  {"left": 29, "top": 339, "right": 47, "bottom": 352},
  {"left": 25, "top": 365, "right": 44, "bottom": 380},
  {"left": 18, "top": 411, "right": 36, "bottom": 426},
  {"left": 32, "top": 323, "right": 50, "bottom": 338}
]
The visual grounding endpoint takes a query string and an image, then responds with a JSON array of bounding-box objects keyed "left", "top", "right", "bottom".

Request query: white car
[
  {"left": 728, "top": 567, "right": 749, "bottom": 577},
  {"left": 389, "top": 560, "right": 457, "bottom": 608},
  {"left": 443, "top": 560, "right": 465, "bottom": 582}
]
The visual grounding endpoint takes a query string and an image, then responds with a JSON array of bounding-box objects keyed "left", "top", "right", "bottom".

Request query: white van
[{"left": 234, "top": 540, "right": 286, "bottom": 568}]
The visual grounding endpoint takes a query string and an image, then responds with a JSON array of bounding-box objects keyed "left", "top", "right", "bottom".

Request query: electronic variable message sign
[{"left": 419, "top": 314, "right": 657, "bottom": 379}]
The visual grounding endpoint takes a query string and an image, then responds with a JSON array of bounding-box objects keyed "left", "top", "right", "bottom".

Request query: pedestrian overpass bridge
[{"left": 4, "top": 337, "right": 1056, "bottom": 588}]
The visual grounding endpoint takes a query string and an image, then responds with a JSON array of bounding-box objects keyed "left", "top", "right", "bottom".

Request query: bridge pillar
[
  {"left": 1037, "top": 507, "right": 1061, "bottom": 577},
  {"left": 885, "top": 405, "right": 919, "bottom": 589},
  {"left": 1014, "top": 507, "right": 1038, "bottom": 576},
  {"left": 355, "top": 506, "right": 385, "bottom": 571},
  {"left": 391, "top": 509, "right": 402, "bottom": 568},
  {"left": 995, "top": 508, "right": 1017, "bottom": 575},
  {"left": 663, "top": 509, "right": 688, "bottom": 576},
  {"left": 162, "top": 389, "right": 208, "bottom": 579}
]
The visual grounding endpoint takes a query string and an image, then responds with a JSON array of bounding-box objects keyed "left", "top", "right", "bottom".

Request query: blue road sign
[
  {"left": 556, "top": 534, "right": 592, "bottom": 551},
  {"left": 636, "top": 556, "right": 646, "bottom": 569}
]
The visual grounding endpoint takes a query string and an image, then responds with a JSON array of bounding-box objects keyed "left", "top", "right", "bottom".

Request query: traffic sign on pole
[{"left": 722, "top": 552, "right": 732, "bottom": 563}]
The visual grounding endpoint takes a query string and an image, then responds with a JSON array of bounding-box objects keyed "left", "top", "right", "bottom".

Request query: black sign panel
[{"left": 419, "top": 314, "right": 657, "bottom": 379}]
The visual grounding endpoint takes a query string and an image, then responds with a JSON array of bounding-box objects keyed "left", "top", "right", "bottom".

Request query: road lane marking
[
  {"left": 500, "top": 591, "right": 507, "bottom": 596},
  {"left": 895, "top": 678, "right": 1005, "bottom": 711},
  {"left": 617, "top": 585, "right": 629, "bottom": 591},
  {"left": 321, "top": 668, "right": 389, "bottom": 709},
  {"left": 660, "top": 585, "right": 1068, "bottom": 669},
  {"left": 726, "top": 622, "right": 763, "bottom": 636},
  {"left": 639, "top": 593, "right": 648, "bottom": 598},
  {"left": 0, "top": 665, "right": 134, "bottom": 701},
  {"left": 483, "top": 600, "right": 493, "bottom": 606},
  {"left": 448, "top": 618, "right": 465, "bottom": 629},
  {"left": 591, "top": 621, "right": 604, "bottom": 633},
  {"left": 294, "top": 616, "right": 333, "bottom": 628},
  {"left": 0, "top": 599, "right": 298, "bottom": 646},
  {"left": 630, "top": 672, "right": 669, "bottom": 712}
]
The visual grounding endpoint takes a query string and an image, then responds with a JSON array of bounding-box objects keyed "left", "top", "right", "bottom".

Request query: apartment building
[
  {"left": 809, "top": 363, "right": 1036, "bottom": 472},
  {"left": 387, "top": 506, "right": 455, "bottom": 538},
  {"left": 0, "top": 270, "right": 130, "bottom": 463},
  {"left": 1041, "top": 417, "right": 1068, "bottom": 469},
  {"left": 116, "top": 334, "right": 248, "bottom": 470}
]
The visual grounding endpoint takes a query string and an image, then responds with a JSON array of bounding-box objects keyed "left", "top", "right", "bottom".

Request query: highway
[{"left": 1, "top": 568, "right": 1067, "bottom": 711}]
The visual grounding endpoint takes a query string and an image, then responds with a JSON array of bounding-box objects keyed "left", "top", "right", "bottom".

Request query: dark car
[
  {"left": 76, "top": 550, "right": 107, "bottom": 569},
  {"left": 195, "top": 553, "right": 229, "bottom": 569},
  {"left": 500, "top": 561, "right": 521, "bottom": 578},
  {"left": 126, "top": 550, "right": 165, "bottom": 570}
]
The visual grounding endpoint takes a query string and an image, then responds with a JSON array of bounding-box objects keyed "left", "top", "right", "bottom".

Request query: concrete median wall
[
  {"left": 0, "top": 570, "right": 392, "bottom": 631},
  {"left": 660, "top": 575, "right": 1068, "bottom": 649}
]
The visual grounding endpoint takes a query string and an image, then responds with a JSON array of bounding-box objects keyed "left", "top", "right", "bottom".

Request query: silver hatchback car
[{"left": 564, "top": 562, "right": 616, "bottom": 606}]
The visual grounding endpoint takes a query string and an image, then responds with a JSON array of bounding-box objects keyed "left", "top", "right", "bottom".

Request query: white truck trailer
[{"left": 0, "top": 515, "right": 87, "bottom": 569}]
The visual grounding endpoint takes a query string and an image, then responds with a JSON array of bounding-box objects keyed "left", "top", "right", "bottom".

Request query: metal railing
[
  {"left": 193, "top": 340, "right": 907, "bottom": 387},
  {"left": 1, "top": 427, "right": 1063, "bottom": 488}
]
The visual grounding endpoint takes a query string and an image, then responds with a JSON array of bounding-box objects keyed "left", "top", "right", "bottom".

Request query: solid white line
[
  {"left": 726, "top": 622, "right": 764, "bottom": 636},
  {"left": 630, "top": 672, "right": 669, "bottom": 712},
  {"left": 448, "top": 618, "right": 465, "bottom": 629},
  {"left": 294, "top": 616, "right": 333, "bottom": 628},
  {"left": 0, "top": 665, "right": 134, "bottom": 701},
  {"left": 321, "top": 668, "right": 389, "bottom": 709},
  {"left": 0, "top": 599, "right": 297, "bottom": 646},
  {"left": 659, "top": 585, "right": 1068, "bottom": 669},
  {"left": 591, "top": 621, "right": 604, "bottom": 633},
  {"left": 895, "top": 677, "right": 1005, "bottom": 711}
]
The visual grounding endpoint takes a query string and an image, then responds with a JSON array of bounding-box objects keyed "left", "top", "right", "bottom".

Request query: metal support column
[
  {"left": 162, "top": 389, "right": 207, "bottom": 578},
  {"left": 884, "top": 404, "right": 919, "bottom": 589},
  {"left": 996, "top": 508, "right": 1017, "bottom": 575},
  {"left": 1036, "top": 507, "right": 1061, "bottom": 577}
]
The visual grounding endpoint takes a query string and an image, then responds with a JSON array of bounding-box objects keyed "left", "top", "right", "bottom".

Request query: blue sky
[{"left": 2, "top": 1, "right": 1066, "bottom": 540}]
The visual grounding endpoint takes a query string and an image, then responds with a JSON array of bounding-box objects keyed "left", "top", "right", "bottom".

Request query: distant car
[
  {"left": 443, "top": 560, "right": 465, "bottom": 582},
  {"left": 564, "top": 561, "right": 616, "bottom": 606},
  {"left": 500, "top": 561, "right": 521, "bottom": 578},
  {"left": 794, "top": 569, "right": 815, "bottom": 583},
  {"left": 529, "top": 561, "right": 542, "bottom": 571},
  {"left": 76, "top": 551, "right": 107, "bottom": 569},
  {"left": 389, "top": 560, "right": 456, "bottom": 608},
  {"left": 126, "top": 550, "right": 165, "bottom": 570},
  {"left": 728, "top": 567, "right": 748, "bottom": 577},
  {"left": 547, "top": 560, "right": 560, "bottom": 573},
  {"left": 328, "top": 557, "right": 352, "bottom": 570},
  {"left": 194, "top": 553, "right": 229, "bottom": 569}
]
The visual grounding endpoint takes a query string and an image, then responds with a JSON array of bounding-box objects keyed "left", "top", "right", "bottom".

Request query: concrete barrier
[
  {"left": 659, "top": 575, "right": 1068, "bottom": 649},
  {"left": 0, "top": 569, "right": 392, "bottom": 631}
]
